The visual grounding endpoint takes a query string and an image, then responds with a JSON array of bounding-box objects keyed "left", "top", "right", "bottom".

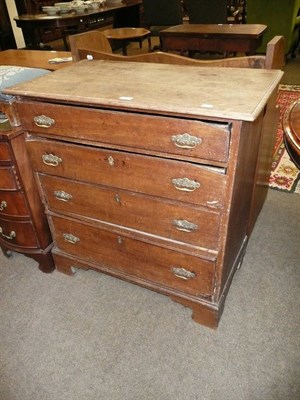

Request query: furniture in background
[
  {"left": 283, "top": 100, "right": 300, "bottom": 168},
  {"left": 247, "top": 0, "right": 300, "bottom": 57},
  {"left": 103, "top": 27, "right": 151, "bottom": 55},
  {"left": 5, "top": 61, "right": 283, "bottom": 328},
  {"left": 186, "top": 0, "right": 240, "bottom": 24},
  {"left": 76, "top": 35, "right": 285, "bottom": 71},
  {"left": 14, "top": 0, "right": 142, "bottom": 49},
  {"left": 0, "top": 0, "right": 17, "bottom": 50},
  {"left": 0, "top": 66, "right": 54, "bottom": 273},
  {"left": 69, "top": 30, "right": 113, "bottom": 62},
  {"left": 160, "top": 24, "right": 267, "bottom": 55},
  {"left": 142, "top": 0, "right": 182, "bottom": 36},
  {"left": 0, "top": 50, "right": 73, "bottom": 71}
]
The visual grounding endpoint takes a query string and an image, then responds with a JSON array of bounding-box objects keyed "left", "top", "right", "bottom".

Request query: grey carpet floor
[{"left": 0, "top": 189, "right": 299, "bottom": 400}]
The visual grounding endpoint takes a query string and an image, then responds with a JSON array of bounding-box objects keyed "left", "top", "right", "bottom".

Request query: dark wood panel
[
  {"left": 40, "top": 174, "right": 221, "bottom": 250},
  {"left": 26, "top": 138, "right": 227, "bottom": 208},
  {"left": 50, "top": 213, "right": 216, "bottom": 297}
]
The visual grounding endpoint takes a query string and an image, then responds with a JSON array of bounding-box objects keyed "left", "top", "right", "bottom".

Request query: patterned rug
[{"left": 268, "top": 84, "right": 300, "bottom": 194}]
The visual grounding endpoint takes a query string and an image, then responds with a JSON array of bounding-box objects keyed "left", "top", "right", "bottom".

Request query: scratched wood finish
[
  {"left": 5, "top": 60, "right": 283, "bottom": 121},
  {"left": 161, "top": 24, "right": 267, "bottom": 37},
  {"left": 0, "top": 50, "right": 73, "bottom": 71},
  {"left": 18, "top": 101, "right": 230, "bottom": 165},
  {"left": 9, "top": 61, "right": 283, "bottom": 328}
]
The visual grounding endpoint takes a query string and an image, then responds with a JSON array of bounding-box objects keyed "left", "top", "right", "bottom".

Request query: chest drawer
[
  {"left": 27, "top": 139, "right": 226, "bottom": 208},
  {"left": 40, "top": 174, "right": 221, "bottom": 250},
  {"left": 0, "top": 217, "right": 38, "bottom": 248},
  {"left": 19, "top": 101, "right": 230, "bottom": 164},
  {"left": 50, "top": 214, "right": 215, "bottom": 297},
  {"left": 0, "top": 166, "right": 19, "bottom": 190},
  {"left": 0, "top": 191, "right": 29, "bottom": 217},
  {"left": 0, "top": 142, "right": 11, "bottom": 162}
]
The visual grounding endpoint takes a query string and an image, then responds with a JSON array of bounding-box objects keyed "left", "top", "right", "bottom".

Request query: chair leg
[
  {"left": 121, "top": 40, "right": 127, "bottom": 56},
  {"left": 147, "top": 36, "right": 152, "bottom": 52},
  {"left": 62, "top": 32, "right": 69, "bottom": 51}
]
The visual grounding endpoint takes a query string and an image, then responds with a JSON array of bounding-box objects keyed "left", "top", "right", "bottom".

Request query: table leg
[{"left": 121, "top": 40, "right": 128, "bottom": 56}]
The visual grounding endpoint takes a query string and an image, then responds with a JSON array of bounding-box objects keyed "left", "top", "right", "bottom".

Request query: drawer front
[
  {"left": 27, "top": 139, "right": 226, "bottom": 208},
  {"left": 41, "top": 174, "right": 220, "bottom": 250},
  {"left": 0, "top": 191, "right": 29, "bottom": 217},
  {"left": 0, "top": 166, "right": 19, "bottom": 190},
  {"left": 162, "top": 36, "right": 199, "bottom": 52},
  {"left": 19, "top": 101, "right": 230, "bottom": 164},
  {"left": 0, "top": 142, "right": 11, "bottom": 162},
  {"left": 50, "top": 214, "right": 215, "bottom": 297},
  {"left": 0, "top": 217, "right": 38, "bottom": 248}
]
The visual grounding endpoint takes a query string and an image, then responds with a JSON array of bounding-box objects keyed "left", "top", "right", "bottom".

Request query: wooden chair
[
  {"left": 142, "top": 0, "right": 183, "bottom": 37},
  {"left": 186, "top": 0, "right": 241, "bottom": 24},
  {"left": 76, "top": 35, "right": 285, "bottom": 70},
  {"left": 69, "top": 31, "right": 113, "bottom": 62}
]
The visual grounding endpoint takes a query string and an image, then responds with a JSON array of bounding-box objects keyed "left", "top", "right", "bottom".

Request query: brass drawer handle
[
  {"left": 0, "top": 200, "right": 7, "bottom": 211},
  {"left": 171, "top": 267, "right": 196, "bottom": 280},
  {"left": 172, "top": 177, "right": 200, "bottom": 192},
  {"left": 63, "top": 233, "right": 80, "bottom": 244},
  {"left": 173, "top": 219, "right": 198, "bottom": 232},
  {"left": 172, "top": 133, "right": 202, "bottom": 149},
  {"left": 42, "top": 153, "right": 62, "bottom": 167},
  {"left": 34, "top": 115, "right": 55, "bottom": 128},
  {"left": 0, "top": 227, "right": 16, "bottom": 240},
  {"left": 54, "top": 190, "right": 72, "bottom": 202}
]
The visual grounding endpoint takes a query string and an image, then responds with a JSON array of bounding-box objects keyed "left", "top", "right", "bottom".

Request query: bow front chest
[{"left": 5, "top": 60, "right": 283, "bottom": 328}]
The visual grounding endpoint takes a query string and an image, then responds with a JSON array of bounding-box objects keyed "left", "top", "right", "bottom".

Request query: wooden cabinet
[
  {"left": 0, "top": 126, "right": 54, "bottom": 272},
  {"left": 6, "top": 60, "right": 283, "bottom": 328}
]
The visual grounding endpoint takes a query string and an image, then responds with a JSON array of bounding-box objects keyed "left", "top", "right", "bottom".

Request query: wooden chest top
[{"left": 4, "top": 60, "right": 283, "bottom": 121}]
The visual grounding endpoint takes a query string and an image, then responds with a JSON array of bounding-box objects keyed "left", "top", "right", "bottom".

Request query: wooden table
[
  {"left": 103, "top": 27, "right": 151, "bottom": 55},
  {"left": 0, "top": 49, "right": 73, "bottom": 71},
  {"left": 160, "top": 24, "right": 268, "bottom": 55},
  {"left": 14, "top": 0, "right": 142, "bottom": 49}
]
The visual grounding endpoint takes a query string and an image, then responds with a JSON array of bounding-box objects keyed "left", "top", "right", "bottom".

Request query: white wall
[{"left": 5, "top": 0, "right": 26, "bottom": 48}]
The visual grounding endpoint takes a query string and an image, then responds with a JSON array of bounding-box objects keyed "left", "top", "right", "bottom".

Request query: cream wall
[{"left": 5, "top": 0, "right": 26, "bottom": 48}]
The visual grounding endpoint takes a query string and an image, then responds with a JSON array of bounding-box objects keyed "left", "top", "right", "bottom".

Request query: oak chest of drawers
[
  {"left": 0, "top": 125, "right": 54, "bottom": 272},
  {"left": 5, "top": 60, "right": 283, "bottom": 328}
]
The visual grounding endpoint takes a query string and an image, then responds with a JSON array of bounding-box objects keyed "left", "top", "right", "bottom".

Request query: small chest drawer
[
  {"left": 19, "top": 101, "right": 230, "bottom": 164},
  {"left": 0, "top": 166, "right": 19, "bottom": 190},
  {"left": 0, "top": 142, "right": 11, "bottom": 162},
  {"left": 50, "top": 214, "right": 215, "bottom": 297},
  {"left": 27, "top": 139, "right": 226, "bottom": 208},
  {"left": 40, "top": 174, "right": 221, "bottom": 250},
  {"left": 0, "top": 217, "right": 38, "bottom": 248},
  {"left": 0, "top": 191, "right": 29, "bottom": 217}
]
